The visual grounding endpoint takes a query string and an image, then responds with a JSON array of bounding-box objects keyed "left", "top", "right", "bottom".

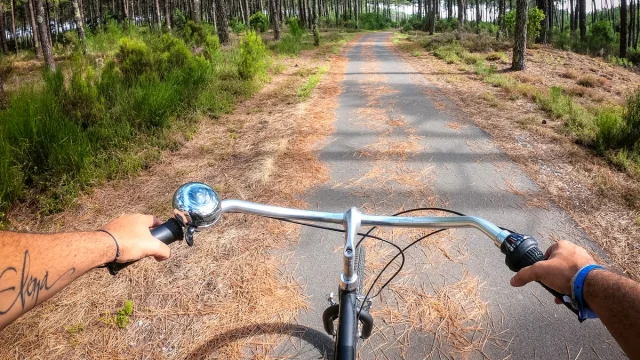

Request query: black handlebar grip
[
  {"left": 107, "top": 218, "right": 185, "bottom": 275},
  {"left": 501, "top": 233, "right": 581, "bottom": 317},
  {"left": 500, "top": 233, "right": 544, "bottom": 272}
]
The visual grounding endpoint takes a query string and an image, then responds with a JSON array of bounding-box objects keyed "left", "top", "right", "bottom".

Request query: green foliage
[
  {"left": 358, "top": 13, "right": 392, "bottom": 30},
  {"left": 436, "top": 18, "right": 458, "bottom": 32},
  {"left": 250, "top": 12, "right": 269, "bottom": 32},
  {"left": 238, "top": 30, "right": 266, "bottom": 79},
  {"left": 86, "top": 19, "right": 126, "bottom": 54},
  {"left": 275, "top": 18, "right": 305, "bottom": 55},
  {"left": 116, "top": 38, "right": 155, "bottom": 83},
  {"left": 183, "top": 20, "right": 208, "bottom": 46},
  {"left": 0, "top": 30, "right": 264, "bottom": 219},
  {"left": 230, "top": 17, "right": 247, "bottom": 34},
  {"left": 114, "top": 300, "right": 134, "bottom": 328},
  {"left": 432, "top": 42, "right": 467, "bottom": 64},
  {"left": 504, "top": 7, "right": 545, "bottom": 41},
  {"left": 297, "top": 65, "right": 328, "bottom": 100},
  {"left": 608, "top": 55, "right": 634, "bottom": 68},
  {"left": 172, "top": 9, "right": 188, "bottom": 31},
  {"left": 594, "top": 109, "right": 625, "bottom": 151},
  {"left": 588, "top": 20, "right": 616, "bottom": 54}
]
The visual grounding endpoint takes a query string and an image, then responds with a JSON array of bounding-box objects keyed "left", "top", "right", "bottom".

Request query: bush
[
  {"left": 588, "top": 20, "right": 616, "bottom": 55},
  {"left": 230, "top": 17, "right": 246, "bottom": 34},
  {"left": 172, "top": 9, "right": 188, "bottom": 32},
  {"left": 276, "top": 18, "right": 305, "bottom": 55},
  {"left": 238, "top": 30, "right": 266, "bottom": 79},
  {"left": 250, "top": 12, "right": 269, "bottom": 32},
  {"left": 504, "top": 7, "right": 545, "bottom": 41},
  {"left": 623, "top": 90, "right": 640, "bottom": 147},
  {"left": 595, "top": 109, "right": 625, "bottom": 151},
  {"left": 183, "top": 20, "right": 208, "bottom": 46},
  {"left": 432, "top": 42, "right": 467, "bottom": 64},
  {"left": 116, "top": 38, "right": 155, "bottom": 83},
  {"left": 358, "top": 13, "right": 392, "bottom": 30}
]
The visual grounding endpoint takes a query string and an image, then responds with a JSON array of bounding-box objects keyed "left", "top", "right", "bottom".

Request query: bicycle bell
[{"left": 172, "top": 182, "right": 222, "bottom": 245}]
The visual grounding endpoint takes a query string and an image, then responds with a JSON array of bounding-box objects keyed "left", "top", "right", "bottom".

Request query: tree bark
[
  {"left": 154, "top": 0, "right": 162, "bottom": 28},
  {"left": 0, "top": 2, "right": 8, "bottom": 54},
  {"left": 457, "top": 0, "right": 464, "bottom": 25},
  {"left": 621, "top": 0, "right": 628, "bottom": 57},
  {"left": 27, "top": 0, "right": 42, "bottom": 58},
  {"left": 10, "top": 0, "right": 17, "bottom": 53},
  {"left": 579, "top": 0, "right": 586, "bottom": 39},
  {"left": 429, "top": 0, "right": 436, "bottom": 34},
  {"left": 71, "top": 0, "right": 87, "bottom": 53},
  {"left": 536, "top": 0, "right": 548, "bottom": 43},
  {"left": 511, "top": 0, "right": 528, "bottom": 70},
  {"left": 34, "top": 0, "right": 55, "bottom": 70},
  {"left": 192, "top": 0, "right": 201, "bottom": 22},
  {"left": 215, "top": 0, "right": 229, "bottom": 44},
  {"left": 164, "top": 0, "right": 171, "bottom": 29},
  {"left": 269, "top": 0, "right": 279, "bottom": 39}
]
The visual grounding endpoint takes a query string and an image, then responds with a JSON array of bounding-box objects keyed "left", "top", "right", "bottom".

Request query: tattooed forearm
[{"left": 0, "top": 251, "right": 75, "bottom": 315}]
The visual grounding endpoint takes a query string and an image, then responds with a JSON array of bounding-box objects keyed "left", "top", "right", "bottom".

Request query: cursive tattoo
[{"left": 0, "top": 250, "right": 75, "bottom": 315}]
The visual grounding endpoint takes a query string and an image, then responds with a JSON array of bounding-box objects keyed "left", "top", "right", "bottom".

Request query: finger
[
  {"left": 544, "top": 242, "right": 559, "bottom": 259},
  {"left": 139, "top": 214, "right": 159, "bottom": 228},
  {"left": 554, "top": 297, "right": 563, "bottom": 305},
  {"left": 510, "top": 261, "right": 552, "bottom": 287},
  {"left": 151, "top": 241, "right": 171, "bottom": 261}
]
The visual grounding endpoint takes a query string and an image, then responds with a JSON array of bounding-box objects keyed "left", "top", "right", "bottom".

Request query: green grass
[
  {"left": 297, "top": 65, "right": 328, "bottom": 101},
  {"left": 0, "top": 25, "right": 267, "bottom": 222}
]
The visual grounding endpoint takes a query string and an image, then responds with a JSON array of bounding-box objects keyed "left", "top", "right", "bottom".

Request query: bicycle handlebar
[{"left": 108, "top": 182, "right": 580, "bottom": 319}]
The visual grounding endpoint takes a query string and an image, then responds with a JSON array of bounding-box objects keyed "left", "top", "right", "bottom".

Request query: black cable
[{"left": 267, "top": 216, "right": 406, "bottom": 278}]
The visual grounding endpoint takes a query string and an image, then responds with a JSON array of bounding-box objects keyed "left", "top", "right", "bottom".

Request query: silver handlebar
[{"left": 172, "top": 182, "right": 512, "bottom": 291}]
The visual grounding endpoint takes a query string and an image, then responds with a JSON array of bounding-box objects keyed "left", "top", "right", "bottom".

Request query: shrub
[
  {"left": 153, "top": 34, "right": 191, "bottom": 76},
  {"left": 504, "top": 7, "right": 545, "bottom": 41},
  {"left": 595, "top": 109, "right": 625, "bottom": 151},
  {"left": 183, "top": 20, "right": 208, "bottom": 46},
  {"left": 623, "top": 89, "right": 640, "bottom": 147},
  {"left": 116, "top": 38, "right": 155, "bottom": 83},
  {"left": 230, "top": 17, "right": 246, "bottom": 34},
  {"left": 250, "top": 12, "right": 269, "bottom": 32},
  {"left": 588, "top": 20, "right": 616, "bottom": 55},
  {"left": 172, "top": 9, "right": 188, "bottom": 32},
  {"left": 238, "top": 30, "right": 266, "bottom": 79},
  {"left": 433, "top": 42, "right": 467, "bottom": 64},
  {"left": 358, "top": 13, "right": 392, "bottom": 30}
]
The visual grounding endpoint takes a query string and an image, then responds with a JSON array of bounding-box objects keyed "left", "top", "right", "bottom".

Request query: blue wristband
[{"left": 572, "top": 264, "right": 605, "bottom": 321}]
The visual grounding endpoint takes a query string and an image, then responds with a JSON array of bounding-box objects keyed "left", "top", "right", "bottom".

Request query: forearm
[
  {"left": 0, "top": 231, "right": 115, "bottom": 330},
  {"left": 584, "top": 270, "right": 640, "bottom": 358}
]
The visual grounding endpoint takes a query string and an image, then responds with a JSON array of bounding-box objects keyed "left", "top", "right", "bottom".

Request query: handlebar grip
[
  {"left": 107, "top": 218, "right": 184, "bottom": 275},
  {"left": 501, "top": 233, "right": 580, "bottom": 318}
]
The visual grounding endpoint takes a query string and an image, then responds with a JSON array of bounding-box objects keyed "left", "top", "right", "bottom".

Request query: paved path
[{"left": 282, "top": 33, "right": 623, "bottom": 359}]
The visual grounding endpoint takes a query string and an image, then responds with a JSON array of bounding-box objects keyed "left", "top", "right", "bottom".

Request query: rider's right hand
[{"left": 510, "top": 240, "right": 596, "bottom": 296}]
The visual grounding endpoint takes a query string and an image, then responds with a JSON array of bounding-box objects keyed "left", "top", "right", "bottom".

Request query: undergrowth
[
  {"left": 0, "top": 24, "right": 267, "bottom": 222},
  {"left": 297, "top": 65, "right": 328, "bottom": 100},
  {"left": 408, "top": 31, "right": 640, "bottom": 177}
]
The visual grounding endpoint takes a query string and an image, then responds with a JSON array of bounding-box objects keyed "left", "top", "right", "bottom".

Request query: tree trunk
[
  {"left": 0, "top": 2, "right": 8, "bottom": 54},
  {"left": 269, "top": 0, "right": 279, "bottom": 39},
  {"left": 621, "top": 0, "right": 628, "bottom": 57},
  {"left": 71, "top": 0, "right": 87, "bottom": 53},
  {"left": 28, "top": 0, "right": 42, "bottom": 58},
  {"left": 312, "top": 0, "right": 318, "bottom": 45},
  {"left": 457, "top": 0, "right": 464, "bottom": 24},
  {"left": 511, "top": 0, "right": 528, "bottom": 70},
  {"left": 164, "top": 0, "right": 171, "bottom": 29},
  {"left": 34, "top": 0, "right": 55, "bottom": 70},
  {"left": 10, "top": 0, "right": 17, "bottom": 53},
  {"left": 154, "top": 0, "right": 162, "bottom": 28},
  {"left": 579, "top": 0, "right": 586, "bottom": 39},
  {"left": 429, "top": 0, "right": 436, "bottom": 33},
  {"left": 536, "top": 0, "right": 548, "bottom": 43},
  {"left": 192, "top": 0, "right": 201, "bottom": 22},
  {"left": 475, "top": 0, "right": 480, "bottom": 28},
  {"left": 215, "top": 0, "right": 229, "bottom": 44}
]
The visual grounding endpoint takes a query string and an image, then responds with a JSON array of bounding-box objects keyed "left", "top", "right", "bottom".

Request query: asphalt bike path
[{"left": 282, "top": 32, "right": 623, "bottom": 359}]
